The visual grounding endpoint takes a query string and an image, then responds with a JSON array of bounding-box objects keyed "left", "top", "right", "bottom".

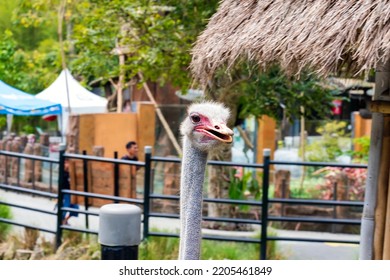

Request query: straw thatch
[{"left": 191, "top": 0, "right": 390, "bottom": 85}]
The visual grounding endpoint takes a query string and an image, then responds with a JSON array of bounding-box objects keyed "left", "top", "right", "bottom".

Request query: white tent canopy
[{"left": 36, "top": 69, "right": 107, "bottom": 136}]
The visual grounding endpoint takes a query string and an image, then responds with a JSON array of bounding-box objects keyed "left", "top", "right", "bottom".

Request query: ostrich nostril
[{"left": 215, "top": 125, "right": 220, "bottom": 130}]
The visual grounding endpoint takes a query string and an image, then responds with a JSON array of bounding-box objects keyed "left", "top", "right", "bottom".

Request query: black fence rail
[
  {"left": 0, "top": 147, "right": 367, "bottom": 259},
  {"left": 268, "top": 158, "right": 366, "bottom": 250},
  {"left": 0, "top": 150, "right": 59, "bottom": 236}
]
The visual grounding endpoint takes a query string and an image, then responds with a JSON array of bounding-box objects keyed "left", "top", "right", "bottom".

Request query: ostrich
[{"left": 178, "top": 101, "right": 233, "bottom": 260}]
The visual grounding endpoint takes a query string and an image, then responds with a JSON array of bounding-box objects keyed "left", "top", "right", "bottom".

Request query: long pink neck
[{"left": 178, "top": 137, "right": 208, "bottom": 260}]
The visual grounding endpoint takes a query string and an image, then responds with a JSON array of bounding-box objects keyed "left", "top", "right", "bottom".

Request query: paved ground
[{"left": 0, "top": 189, "right": 360, "bottom": 260}]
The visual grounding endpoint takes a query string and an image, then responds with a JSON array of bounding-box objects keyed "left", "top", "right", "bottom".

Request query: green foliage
[
  {"left": 8, "top": 116, "right": 41, "bottom": 136},
  {"left": 208, "top": 64, "right": 335, "bottom": 122},
  {"left": 71, "top": 0, "right": 219, "bottom": 90},
  {"left": 139, "top": 235, "right": 179, "bottom": 260},
  {"left": 0, "top": 29, "right": 61, "bottom": 93},
  {"left": 0, "top": 15, "right": 61, "bottom": 134},
  {"left": 0, "top": 116, "right": 6, "bottom": 131},
  {"left": 228, "top": 167, "right": 261, "bottom": 211},
  {"left": 7, "top": 0, "right": 57, "bottom": 51},
  {"left": 0, "top": 202, "right": 12, "bottom": 241},
  {"left": 0, "top": 0, "right": 60, "bottom": 92},
  {"left": 305, "top": 121, "right": 349, "bottom": 162},
  {"left": 349, "top": 136, "right": 370, "bottom": 163}
]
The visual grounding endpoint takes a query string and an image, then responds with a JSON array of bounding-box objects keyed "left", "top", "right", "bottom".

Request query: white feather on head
[{"left": 180, "top": 101, "right": 232, "bottom": 152}]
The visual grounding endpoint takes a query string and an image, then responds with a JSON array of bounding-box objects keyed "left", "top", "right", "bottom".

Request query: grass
[
  {"left": 139, "top": 229, "right": 284, "bottom": 260},
  {"left": 0, "top": 227, "right": 284, "bottom": 260}
]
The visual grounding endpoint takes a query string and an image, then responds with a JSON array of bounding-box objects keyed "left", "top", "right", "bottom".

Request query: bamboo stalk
[
  {"left": 299, "top": 94, "right": 306, "bottom": 191},
  {"left": 368, "top": 118, "right": 388, "bottom": 259},
  {"left": 373, "top": 152, "right": 388, "bottom": 260},
  {"left": 382, "top": 173, "right": 390, "bottom": 259},
  {"left": 372, "top": 58, "right": 390, "bottom": 260},
  {"left": 380, "top": 116, "right": 390, "bottom": 259},
  {"left": 359, "top": 113, "right": 384, "bottom": 259},
  {"left": 360, "top": 57, "right": 390, "bottom": 260}
]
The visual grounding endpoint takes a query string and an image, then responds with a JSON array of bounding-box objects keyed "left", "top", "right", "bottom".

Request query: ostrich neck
[{"left": 179, "top": 137, "right": 208, "bottom": 260}]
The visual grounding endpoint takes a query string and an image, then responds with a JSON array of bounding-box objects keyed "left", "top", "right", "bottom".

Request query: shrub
[
  {"left": 0, "top": 202, "right": 12, "bottom": 241},
  {"left": 305, "top": 121, "right": 349, "bottom": 162},
  {"left": 349, "top": 136, "right": 370, "bottom": 163},
  {"left": 313, "top": 167, "right": 366, "bottom": 201},
  {"left": 228, "top": 167, "right": 261, "bottom": 211}
]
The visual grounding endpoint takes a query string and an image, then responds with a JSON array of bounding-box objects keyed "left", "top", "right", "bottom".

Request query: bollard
[{"left": 99, "top": 203, "right": 142, "bottom": 260}]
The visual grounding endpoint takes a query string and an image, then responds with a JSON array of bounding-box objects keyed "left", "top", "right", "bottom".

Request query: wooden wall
[{"left": 75, "top": 102, "right": 155, "bottom": 161}]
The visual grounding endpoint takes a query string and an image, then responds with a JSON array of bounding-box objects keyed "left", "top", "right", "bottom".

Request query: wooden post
[
  {"left": 360, "top": 113, "right": 385, "bottom": 260},
  {"left": 116, "top": 52, "right": 125, "bottom": 113},
  {"left": 353, "top": 112, "right": 372, "bottom": 152},
  {"left": 4, "top": 137, "right": 12, "bottom": 180},
  {"left": 378, "top": 116, "right": 390, "bottom": 259},
  {"left": 33, "top": 143, "right": 42, "bottom": 182},
  {"left": 383, "top": 163, "right": 390, "bottom": 259},
  {"left": 10, "top": 137, "right": 21, "bottom": 180},
  {"left": 23, "top": 143, "right": 34, "bottom": 183},
  {"left": 136, "top": 102, "right": 156, "bottom": 162},
  {"left": 92, "top": 146, "right": 105, "bottom": 157},
  {"left": 273, "top": 170, "right": 291, "bottom": 216},
  {"left": 256, "top": 116, "right": 276, "bottom": 164},
  {"left": 372, "top": 57, "right": 390, "bottom": 259},
  {"left": 360, "top": 56, "right": 390, "bottom": 260}
]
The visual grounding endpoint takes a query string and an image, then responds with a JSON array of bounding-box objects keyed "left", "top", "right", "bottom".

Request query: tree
[
  {"left": 0, "top": 0, "right": 62, "bottom": 133},
  {"left": 70, "top": 0, "right": 219, "bottom": 111},
  {"left": 201, "top": 62, "right": 335, "bottom": 226},
  {"left": 4, "top": 1, "right": 336, "bottom": 225},
  {"left": 0, "top": 0, "right": 56, "bottom": 51}
]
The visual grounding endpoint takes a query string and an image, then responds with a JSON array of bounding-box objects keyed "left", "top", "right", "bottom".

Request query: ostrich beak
[{"left": 196, "top": 123, "right": 233, "bottom": 143}]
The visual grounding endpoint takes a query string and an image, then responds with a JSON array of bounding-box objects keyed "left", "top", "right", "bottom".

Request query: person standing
[
  {"left": 59, "top": 159, "right": 79, "bottom": 225},
  {"left": 121, "top": 141, "right": 139, "bottom": 162},
  {"left": 121, "top": 141, "right": 139, "bottom": 197}
]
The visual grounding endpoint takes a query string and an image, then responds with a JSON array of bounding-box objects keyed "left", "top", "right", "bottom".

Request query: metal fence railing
[{"left": 0, "top": 147, "right": 367, "bottom": 259}]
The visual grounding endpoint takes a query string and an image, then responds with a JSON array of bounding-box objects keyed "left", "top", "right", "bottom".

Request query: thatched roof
[{"left": 191, "top": 0, "right": 390, "bottom": 85}]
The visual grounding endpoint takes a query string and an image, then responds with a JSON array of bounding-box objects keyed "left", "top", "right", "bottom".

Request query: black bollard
[{"left": 99, "top": 203, "right": 141, "bottom": 260}]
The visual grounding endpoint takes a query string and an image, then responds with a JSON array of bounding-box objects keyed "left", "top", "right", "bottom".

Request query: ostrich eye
[{"left": 190, "top": 114, "right": 201, "bottom": 123}]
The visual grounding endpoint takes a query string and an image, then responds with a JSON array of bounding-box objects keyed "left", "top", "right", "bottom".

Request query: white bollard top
[{"left": 98, "top": 203, "right": 142, "bottom": 246}]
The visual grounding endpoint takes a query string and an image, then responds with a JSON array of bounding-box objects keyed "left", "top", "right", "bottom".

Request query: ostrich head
[{"left": 180, "top": 102, "right": 234, "bottom": 152}]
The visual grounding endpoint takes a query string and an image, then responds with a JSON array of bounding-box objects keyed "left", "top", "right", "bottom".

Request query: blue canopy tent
[{"left": 0, "top": 80, "right": 62, "bottom": 134}]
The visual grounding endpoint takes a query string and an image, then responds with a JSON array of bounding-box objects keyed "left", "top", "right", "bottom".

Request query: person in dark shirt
[
  {"left": 121, "top": 141, "right": 139, "bottom": 197},
  {"left": 121, "top": 141, "right": 139, "bottom": 162}
]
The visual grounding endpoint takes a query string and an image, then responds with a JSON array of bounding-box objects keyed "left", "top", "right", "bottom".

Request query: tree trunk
[
  {"left": 206, "top": 146, "right": 232, "bottom": 229},
  {"left": 205, "top": 93, "right": 245, "bottom": 230}
]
